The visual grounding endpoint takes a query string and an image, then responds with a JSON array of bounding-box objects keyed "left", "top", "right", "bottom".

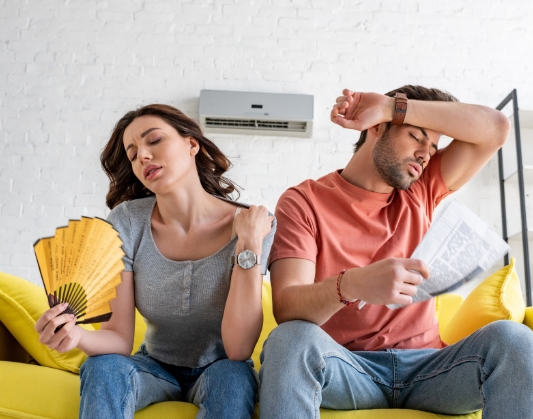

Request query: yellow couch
[{"left": 0, "top": 260, "right": 530, "bottom": 419}]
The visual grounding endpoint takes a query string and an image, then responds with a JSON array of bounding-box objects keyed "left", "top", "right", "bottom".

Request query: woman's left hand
[{"left": 233, "top": 205, "right": 273, "bottom": 248}]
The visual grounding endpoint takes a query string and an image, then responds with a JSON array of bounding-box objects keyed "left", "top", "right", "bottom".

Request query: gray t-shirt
[{"left": 107, "top": 196, "right": 276, "bottom": 368}]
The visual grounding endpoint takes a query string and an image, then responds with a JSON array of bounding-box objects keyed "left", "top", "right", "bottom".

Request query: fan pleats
[{"left": 34, "top": 217, "right": 125, "bottom": 324}]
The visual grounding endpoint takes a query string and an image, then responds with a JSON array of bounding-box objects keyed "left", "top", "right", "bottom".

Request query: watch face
[{"left": 237, "top": 250, "right": 257, "bottom": 269}]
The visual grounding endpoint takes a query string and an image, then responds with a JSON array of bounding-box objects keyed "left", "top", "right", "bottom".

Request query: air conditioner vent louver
[
  {"left": 199, "top": 90, "right": 313, "bottom": 138},
  {"left": 205, "top": 118, "right": 307, "bottom": 132}
]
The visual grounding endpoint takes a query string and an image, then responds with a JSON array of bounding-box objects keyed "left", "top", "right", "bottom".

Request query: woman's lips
[{"left": 144, "top": 165, "right": 161, "bottom": 180}]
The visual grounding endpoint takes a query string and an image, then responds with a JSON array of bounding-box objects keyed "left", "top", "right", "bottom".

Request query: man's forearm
[
  {"left": 402, "top": 99, "right": 510, "bottom": 147},
  {"left": 273, "top": 275, "right": 343, "bottom": 326}
]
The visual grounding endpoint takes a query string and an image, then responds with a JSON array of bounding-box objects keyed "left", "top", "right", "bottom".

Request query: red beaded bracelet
[{"left": 336, "top": 269, "right": 358, "bottom": 306}]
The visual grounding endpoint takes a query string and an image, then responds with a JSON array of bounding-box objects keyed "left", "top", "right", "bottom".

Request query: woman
[{"left": 34, "top": 104, "right": 276, "bottom": 419}]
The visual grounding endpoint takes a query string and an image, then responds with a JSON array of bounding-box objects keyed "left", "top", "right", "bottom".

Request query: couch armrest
[
  {"left": 0, "top": 321, "right": 32, "bottom": 363},
  {"left": 523, "top": 307, "right": 533, "bottom": 331}
]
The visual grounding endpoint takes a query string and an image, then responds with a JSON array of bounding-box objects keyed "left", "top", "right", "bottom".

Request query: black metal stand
[{"left": 496, "top": 89, "right": 531, "bottom": 306}]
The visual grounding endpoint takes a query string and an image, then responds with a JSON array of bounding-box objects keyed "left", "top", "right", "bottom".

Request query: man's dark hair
[{"left": 353, "top": 85, "right": 459, "bottom": 152}]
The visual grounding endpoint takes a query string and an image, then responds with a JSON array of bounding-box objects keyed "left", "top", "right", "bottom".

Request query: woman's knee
[
  {"left": 80, "top": 354, "right": 135, "bottom": 389},
  {"left": 81, "top": 354, "right": 130, "bottom": 375},
  {"left": 206, "top": 359, "right": 257, "bottom": 389},
  {"left": 190, "top": 359, "right": 257, "bottom": 412}
]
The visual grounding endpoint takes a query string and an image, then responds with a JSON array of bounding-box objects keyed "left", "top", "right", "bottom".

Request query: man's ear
[{"left": 365, "top": 123, "right": 382, "bottom": 143}]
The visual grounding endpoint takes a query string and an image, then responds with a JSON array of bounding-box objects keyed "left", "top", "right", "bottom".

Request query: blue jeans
[
  {"left": 79, "top": 344, "right": 258, "bottom": 419},
  {"left": 259, "top": 320, "right": 533, "bottom": 419}
]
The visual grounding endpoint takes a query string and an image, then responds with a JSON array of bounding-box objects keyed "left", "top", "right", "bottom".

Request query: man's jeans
[
  {"left": 259, "top": 320, "right": 533, "bottom": 419},
  {"left": 79, "top": 344, "right": 258, "bottom": 419}
]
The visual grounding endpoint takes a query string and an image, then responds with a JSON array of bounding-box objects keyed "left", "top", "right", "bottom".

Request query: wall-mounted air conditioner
[{"left": 199, "top": 89, "right": 314, "bottom": 138}]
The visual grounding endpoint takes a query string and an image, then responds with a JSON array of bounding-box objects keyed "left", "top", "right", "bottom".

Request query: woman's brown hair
[{"left": 101, "top": 104, "right": 239, "bottom": 209}]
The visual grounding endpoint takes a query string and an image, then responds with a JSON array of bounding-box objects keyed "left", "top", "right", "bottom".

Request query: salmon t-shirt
[{"left": 270, "top": 149, "right": 454, "bottom": 351}]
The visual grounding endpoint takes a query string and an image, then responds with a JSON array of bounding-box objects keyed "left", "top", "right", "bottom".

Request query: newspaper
[{"left": 386, "top": 199, "right": 509, "bottom": 309}]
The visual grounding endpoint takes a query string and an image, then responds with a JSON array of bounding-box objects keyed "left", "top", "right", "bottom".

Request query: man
[{"left": 259, "top": 86, "right": 533, "bottom": 418}]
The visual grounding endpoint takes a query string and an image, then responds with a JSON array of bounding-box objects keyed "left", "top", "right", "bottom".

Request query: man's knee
[
  {"left": 479, "top": 320, "right": 533, "bottom": 360},
  {"left": 263, "top": 320, "right": 325, "bottom": 354},
  {"left": 260, "top": 320, "right": 337, "bottom": 371}
]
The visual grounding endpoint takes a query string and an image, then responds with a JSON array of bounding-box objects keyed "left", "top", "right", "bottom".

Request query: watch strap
[{"left": 391, "top": 92, "right": 408, "bottom": 125}]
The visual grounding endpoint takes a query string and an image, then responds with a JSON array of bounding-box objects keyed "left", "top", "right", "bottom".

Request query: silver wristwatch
[{"left": 231, "top": 249, "right": 261, "bottom": 269}]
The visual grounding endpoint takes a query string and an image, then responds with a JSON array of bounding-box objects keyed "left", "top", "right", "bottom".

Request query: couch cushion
[
  {"left": 0, "top": 272, "right": 92, "bottom": 374},
  {"left": 440, "top": 258, "right": 525, "bottom": 345},
  {"left": 0, "top": 361, "right": 81, "bottom": 419},
  {"left": 0, "top": 360, "right": 201, "bottom": 419},
  {"left": 0, "top": 360, "right": 480, "bottom": 419},
  {"left": 320, "top": 409, "right": 480, "bottom": 418}
]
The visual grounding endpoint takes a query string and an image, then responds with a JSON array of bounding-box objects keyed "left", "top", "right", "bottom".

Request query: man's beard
[{"left": 372, "top": 130, "right": 423, "bottom": 190}]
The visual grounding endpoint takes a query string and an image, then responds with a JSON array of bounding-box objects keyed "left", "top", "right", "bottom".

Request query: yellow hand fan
[{"left": 33, "top": 217, "right": 125, "bottom": 325}]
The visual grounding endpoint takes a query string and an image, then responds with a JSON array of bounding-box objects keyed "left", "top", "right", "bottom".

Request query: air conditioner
[{"left": 199, "top": 89, "right": 314, "bottom": 138}]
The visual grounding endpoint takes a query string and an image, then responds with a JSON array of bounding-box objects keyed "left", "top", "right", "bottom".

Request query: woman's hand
[
  {"left": 330, "top": 89, "right": 395, "bottom": 131},
  {"left": 233, "top": 205, "right": 273, "bottom": 247},
  {"left": 34, "top": 303, "right": 83, "bottom": 353}
]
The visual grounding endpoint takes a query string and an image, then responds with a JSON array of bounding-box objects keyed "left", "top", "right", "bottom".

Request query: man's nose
[{"left": 415, "top": 143, "right": 431, "bottom": 164}]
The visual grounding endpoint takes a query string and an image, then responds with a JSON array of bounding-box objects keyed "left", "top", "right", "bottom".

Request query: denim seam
[
  {"left": 200, "top": 366, "right": 210, "bottom": 419},
  {"left": 120, "top": 369, "right": 135, "bottom": 415},
  {"left": 397, "top": 356, "right": 486, "bottom": 388},
  {"left": 318, "top": 351, "right": 391, "bottom": 387},
  {"left": 313, "top": 381, "right": 321, "bottom": 419},
  {"left": 480, "top": 363, "right": 488, "bottom": 414},
  {"left": 391, "top": 350, "right": 400, "bottom": 407}
]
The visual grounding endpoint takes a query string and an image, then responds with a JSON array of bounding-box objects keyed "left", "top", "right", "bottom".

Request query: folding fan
[{"left": 33, "top": 217, "right": 125, "bottom": 325}]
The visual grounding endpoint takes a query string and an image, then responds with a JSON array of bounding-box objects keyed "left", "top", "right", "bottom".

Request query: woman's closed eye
[{"left": 128, "top": 138, "right": 162, "bottom": 162}]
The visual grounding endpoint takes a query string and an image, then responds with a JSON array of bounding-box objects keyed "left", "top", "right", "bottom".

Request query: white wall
[{"left": 1, "top": 0, "right": 532, "bottom": 290}]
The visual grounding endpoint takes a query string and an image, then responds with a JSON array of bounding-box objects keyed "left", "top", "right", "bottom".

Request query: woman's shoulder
[
  {"left": 110, "top": 196, "right": 156, "bottom": 216},
  {"left": 216, "top": 195, "right": 274, "bottom": 216},
  {"left": 107, "top": 196, "right": 155, "bottom": 233}
]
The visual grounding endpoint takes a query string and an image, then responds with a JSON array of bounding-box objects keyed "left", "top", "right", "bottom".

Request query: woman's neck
[{"left": 153, "top": 185, "right": 227, "bottom": 233}]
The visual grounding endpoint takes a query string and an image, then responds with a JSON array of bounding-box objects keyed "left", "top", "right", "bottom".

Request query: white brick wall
[{"left": 1, "top": 0, "right": 533, "bottom": 292}]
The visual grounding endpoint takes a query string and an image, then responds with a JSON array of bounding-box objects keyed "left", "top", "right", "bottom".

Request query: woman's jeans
[
  {"left": 79, "top": 344, "right": 258, "bottom": 419},
  {"left": 259, "top": 320, "right": 533, "bottom": 419}
]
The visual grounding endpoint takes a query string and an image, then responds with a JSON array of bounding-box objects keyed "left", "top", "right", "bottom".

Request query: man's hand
[
  {"left": 330, "top": 89, "right": 394, "bottom": 131},
  {"left": 342, "top": 258, "right": 429, "bottom": 307}
]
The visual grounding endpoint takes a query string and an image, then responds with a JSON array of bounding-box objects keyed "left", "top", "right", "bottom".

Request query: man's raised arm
[{"left": 331, "top": 88, "right": 511, "bottom": 191}]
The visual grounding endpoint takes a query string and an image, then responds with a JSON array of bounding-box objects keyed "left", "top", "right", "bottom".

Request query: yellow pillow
[
  {"left": 435, "top": 293, "right": 465, "bottom": 335},
  {"left": 0, "top": 271, "right": 92, "bottom": 374},
  {"left": 251, "top": 280, "right": 277, "bottom": 371},
  {"left": 441, "top": 258, "right": 525, "bottom": 345}
]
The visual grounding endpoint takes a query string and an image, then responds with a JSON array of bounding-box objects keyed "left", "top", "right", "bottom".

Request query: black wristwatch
[{"left": 231, "top": 250, "right": 261, "bottom": 269}]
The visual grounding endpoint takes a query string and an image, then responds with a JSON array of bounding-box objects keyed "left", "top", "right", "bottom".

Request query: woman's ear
[{"left": 189, "top": 137, "right": 200, "bottom": 156}]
